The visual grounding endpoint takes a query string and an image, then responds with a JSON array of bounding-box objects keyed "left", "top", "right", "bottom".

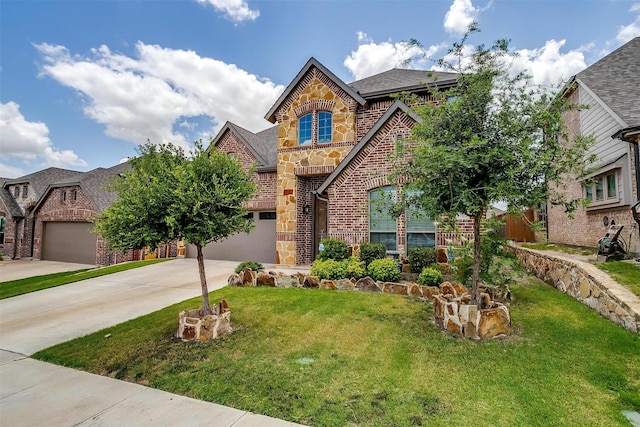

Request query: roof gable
[
  {"left": 4, "top": 167, "right": 83, "bottom": 199},
  {"left": 213, "top": 121, "right": 277, "bottom": 169},
  {"left": 317, "top": 100, "right": 420, "bottom": 194},
  {"left": 576, "top": 37, "right": 640, "bottom": 126},
  {"left": 265, "top": 57, "right": 367, "bottom": 123}
]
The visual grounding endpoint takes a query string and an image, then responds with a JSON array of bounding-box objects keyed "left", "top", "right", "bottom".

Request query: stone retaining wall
[{"left": 509, "top": 245, "right": 640, "bottom": 333}]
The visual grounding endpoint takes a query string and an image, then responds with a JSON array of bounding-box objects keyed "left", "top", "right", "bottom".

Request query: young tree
[
  {"left": 395, "top": 27, "right": 592, "bottom": 304},
  {"left": 94, "top": 141, "right": 257, "bottom": 315}
]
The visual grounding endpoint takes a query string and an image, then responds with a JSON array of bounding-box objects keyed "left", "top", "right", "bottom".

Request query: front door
[{"left": 313, "top": 197, "right": 328, "bottom": 260}]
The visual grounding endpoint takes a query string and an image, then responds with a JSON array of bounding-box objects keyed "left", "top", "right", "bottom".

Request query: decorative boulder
[
  {"left": 320, "top": 279, "right": 337, "bottom": 290},
  {"left": 303, "top": 276, "right": 320, "bottom": 288},
  {"left": 256, "top": 272, "right": 276, "bottom": 287},
  {"left": 275, "top": 273, "right": 300, "bottom": 288},
  {"left": 227, "top": 273, "right": 242, "bottom": 287},
  {"left": 241, "top": 268, "right": 256, "bottom": 287},
  {"left": 336, "top": 278, "right": 355, "bottom": 291},
  {"left": 355, "top": 277, "right": 381, "bottom": 292}
]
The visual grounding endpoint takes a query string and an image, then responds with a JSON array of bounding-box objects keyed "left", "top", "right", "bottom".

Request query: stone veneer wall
[
  {"left": 274, "top": 69, "right": 359, "bottom": 265},
  {"left": 510, "top": 245, "right": 640, "bottom": 333}
]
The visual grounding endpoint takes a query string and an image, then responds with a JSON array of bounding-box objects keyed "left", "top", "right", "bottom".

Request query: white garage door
[
  {"left": 186, "top": 211, "right": 276, "bottom": 263},
  {"left": 42, "top": 222, "right": 97, "bottom": 265}
]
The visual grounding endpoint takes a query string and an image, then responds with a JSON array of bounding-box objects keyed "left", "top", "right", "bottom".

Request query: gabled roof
[
  {"left": 348, "top": 68, "right": 458, "bottom": 99},
  {"left": 0, "top": 178, "right": 23, "bottom": 218},
  {"left": 576, "top": 37, "right": 640, "bottom": 126},
  {"left": 265, "top": 57, "right": 368, "bottom": 123},
  {"left": 3, "top": 167, "right": 83, "bottom": 199},
  {"left": 33, "top": 162, "right": 131, "bottom": 213},
  {"left": 316, "top": 100, "right": 421, "bottom": 195},
  {"left": 214, "top": 121, "right": 278, "bottom": 169}
]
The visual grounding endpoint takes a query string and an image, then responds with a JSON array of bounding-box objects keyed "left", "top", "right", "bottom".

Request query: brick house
[
  {"left": 0, "top": 163, "right": 168, "bottom": 265},
  {"left": 203, "top": 57, "right": 475, "bottom": 265},
  {"left": 547, "top": 37, "right": 640, "bottom": 256}
]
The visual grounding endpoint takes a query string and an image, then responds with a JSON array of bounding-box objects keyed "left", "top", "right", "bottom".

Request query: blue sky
[{"left": 1, "top": 0, "right": 639, "bottom": 178}]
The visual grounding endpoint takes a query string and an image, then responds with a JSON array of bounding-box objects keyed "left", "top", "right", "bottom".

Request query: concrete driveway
[
  {"left": 0, "top": 258, "right": 305, "bottom": 426},
  {"left": 0, "top": 259, "right": 96, "bottom": 282}
]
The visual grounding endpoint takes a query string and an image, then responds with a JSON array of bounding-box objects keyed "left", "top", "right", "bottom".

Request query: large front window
[
  {"left": 584, "top": 172, "right": 618, "bottom": 203},
  {"left": 406, "top": 206, "right": 436, "bottom": 249},
  {"left": 369, "top": 186, "right": 397, "bottom": 251}
]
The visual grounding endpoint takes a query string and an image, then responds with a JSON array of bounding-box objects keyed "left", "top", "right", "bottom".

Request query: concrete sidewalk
[{"left": 0, "top": 258, "right": 306, "bottom": 426}]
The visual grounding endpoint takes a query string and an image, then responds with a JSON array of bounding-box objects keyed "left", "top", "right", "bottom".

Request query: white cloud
[
  {"left": 344, "top": 33, "right": 443, "bottom": 80},
  {"left": 0, "top": 163, "right": 26, "bottom": 179},
  {"left": 444, "top": 0, "right": 478, "bottom": 35},
  {"left": 196, "top": 0, "right": 259, "bottom": 23},
  {"left": 34, "top": 42, "right": 284, "bottom": 151},
  {"left": 616, "top": 3, "right": 640, "bottom": 44},
  {"left": 510, "top": 39, "right": 587, "bottom": 88},
  {"left": 0, "top": 101, "right": 87, "bottom": 176}
]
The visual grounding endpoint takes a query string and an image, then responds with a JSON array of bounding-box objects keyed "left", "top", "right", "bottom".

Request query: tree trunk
[
  {"left": 196, "top": 243, "right": 211, "bottom": 316},
  {"left": 471, "top": 210, "right": 483, "bottom": 305}
]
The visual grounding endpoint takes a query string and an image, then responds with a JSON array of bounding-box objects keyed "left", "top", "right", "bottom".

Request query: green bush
[
  {"left": 311, "top": 257, "right": 365, "bottom": 280},
  {"left": 367, "top": 258, "right": 401, "bottom": 282},
  {"left": 317, "top": 238, "right": 350, "bottom": 261},
  {"left": 417, "top": 267, "right": 443, "bottom": 286},
  {"left": 408, "top": 247, "right": 438, "bottom": 273},
  {"left": 359, "top": 242, "right": 387, "bottom": 267},
  {"left": 235, "top": 260, "right": 264, "bottom": 274}
]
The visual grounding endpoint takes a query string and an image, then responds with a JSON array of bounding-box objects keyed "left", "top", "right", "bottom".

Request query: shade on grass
[{"left": 34, "top": 277, "right": 640, "bottom": 426}]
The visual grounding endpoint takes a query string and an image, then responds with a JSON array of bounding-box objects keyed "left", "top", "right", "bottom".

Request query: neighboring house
[
  {"left": 0, "top": 163, "right": 169, "bottom": 265},
  {"left": 547, "top": 37, "right": 640, "bottom": 256},
  {"left": 203, "top": 57, "right": 475, "bottom": 265}
]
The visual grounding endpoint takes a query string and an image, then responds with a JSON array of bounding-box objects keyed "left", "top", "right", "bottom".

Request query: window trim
[
  {"left": 297, "top": 110, "right": 333, "bottom": 146},
  {"left": 582, "top": 169, "right": 622, "bottom": 210}
]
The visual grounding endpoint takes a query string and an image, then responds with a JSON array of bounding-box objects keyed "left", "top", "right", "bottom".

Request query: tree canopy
[
  {"left": 95, "top": 141, "right": 257, "bottom": 314},
  {"left": 395, "top": 27, "right": 593, "bottom": 302}
]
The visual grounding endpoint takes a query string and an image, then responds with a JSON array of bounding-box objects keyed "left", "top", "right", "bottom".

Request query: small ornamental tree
[
  {"left": 94, "top": 141, "right": 257, "bottom": 315},
  {"left": 395, "top": 26, "right": 593, "bottom": 304}
]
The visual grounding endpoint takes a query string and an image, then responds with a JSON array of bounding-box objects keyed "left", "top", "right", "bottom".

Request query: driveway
[
  {"left": 0, "top": 258, "right": 305, "bottom": 426},
  {"left": 0, "top": 259, "right": 96, "bottom": 282}
]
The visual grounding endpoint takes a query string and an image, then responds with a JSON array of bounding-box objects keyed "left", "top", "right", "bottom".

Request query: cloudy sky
[{"left": 1, "top": 0, "right": 639, "bottom": 178}]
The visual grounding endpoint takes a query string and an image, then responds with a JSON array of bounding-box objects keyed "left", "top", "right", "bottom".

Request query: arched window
[
  {"left": 318, "top": 111, "right": 332, "bottom": 143},
  {"left": 369, "top": 186, "right": 397, "bottom": 251},
  {"left": 298, "top": 113, "right": 312, "bottom": 145}
]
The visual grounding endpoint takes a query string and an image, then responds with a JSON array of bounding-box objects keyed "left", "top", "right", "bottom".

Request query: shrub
[
  {"left": 359, "top": 242, "right": 386, "bottom": 267},
  {"left": 235, "top": 260, "right": 263, "bottom": 274},
  {"left": 311, "top": 257, "right": 365, "bottom": 280},
  {"left": 317, "top": 238, "right": 349, "bottom": 261},
  {"left": 367, "top": 258, "right": 401, "bottom": 282},
  {"left": 417, "top": 267, "right": 443, "bottom": 287},
  {"left": 408, "top": 247, "right": 438, "bottom": 273}
]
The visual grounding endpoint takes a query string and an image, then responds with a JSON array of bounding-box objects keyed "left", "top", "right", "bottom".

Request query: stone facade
[{"left": 510, "top": 245, "right": 640, "bottom": 333}]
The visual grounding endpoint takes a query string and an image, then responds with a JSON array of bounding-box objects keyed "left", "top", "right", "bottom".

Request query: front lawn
[
  {"left": 0, "top": 258, "right": 172, "bottom": 299},
  {"left": 33, "top": 278, "right": 640, "bottom": 426},
  {"left": 596, "top": 261, "right": 640, "bottom": 297}
]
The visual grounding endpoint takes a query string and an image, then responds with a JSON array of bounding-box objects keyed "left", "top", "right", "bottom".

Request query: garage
[
  {"left": 186, "top": 211, "right": 276, "bottom": 263},
  {"left": 42, "top": 222, "right": 97, "bottom": 265}
]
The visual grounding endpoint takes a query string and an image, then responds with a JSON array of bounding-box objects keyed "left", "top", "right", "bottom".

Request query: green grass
[
  {"left": 596, "top": 261, "right": 640, "bottom": 297},
  {"left": 0, "top": 258, "right": 171, "bottom": 299},
  {"left": 33, "top": 278, "right": 640, "bottom": 426},
  {"left": 521, "top": 242, "right": 597, "bottom": 256}
]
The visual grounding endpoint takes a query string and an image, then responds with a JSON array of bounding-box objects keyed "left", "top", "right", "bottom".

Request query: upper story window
[
  {"left": 298, "top": 114, "right": 313, "bottom": 145},
  {"left": 317, "top": 111, "right": 332, "bottom": 144},
  {"left": 297, "top": 111, "right": 332, "bottom": 146},
  {"left": 61, "top": 190, "right": 67, "bottom": 202},
  {"left": 70, "top": 189, "right": 77, "bottom": 201},
  {"left": 584, "top": 172, "right": 617, "bottom": 203},
  {"left": 14, "top": 187, "right": 20, "bottom": 198},
  {"left": 22, "top": 185, "right": 28, "bottom": 198}
]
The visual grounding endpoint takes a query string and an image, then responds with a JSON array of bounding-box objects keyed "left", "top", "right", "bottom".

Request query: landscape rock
[
  {"left": 256, "top": 272, "right": 276, "bottom": 287},
  {"left": 355, "top": 277, "right": 381, "bottom": 292}
]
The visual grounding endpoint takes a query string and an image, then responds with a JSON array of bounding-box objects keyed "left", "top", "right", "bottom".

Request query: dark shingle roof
[
  {"left": 79, "top": 162, "right": 131, "bottom": 211},
  {"left": 348, "top": 68, "right": 458, "bottom": 99},
  {"left": 4, "top": 167, "right": 83, "bottom": 199},
  {"left": 215, "top": 122, "right": 278, "bottom": 170},
  {"left": 577, "top": 37, "right": 640, "bottom": 125},
  {"left": 0, "top": 178, "right": 23, "bottom": 217}
]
